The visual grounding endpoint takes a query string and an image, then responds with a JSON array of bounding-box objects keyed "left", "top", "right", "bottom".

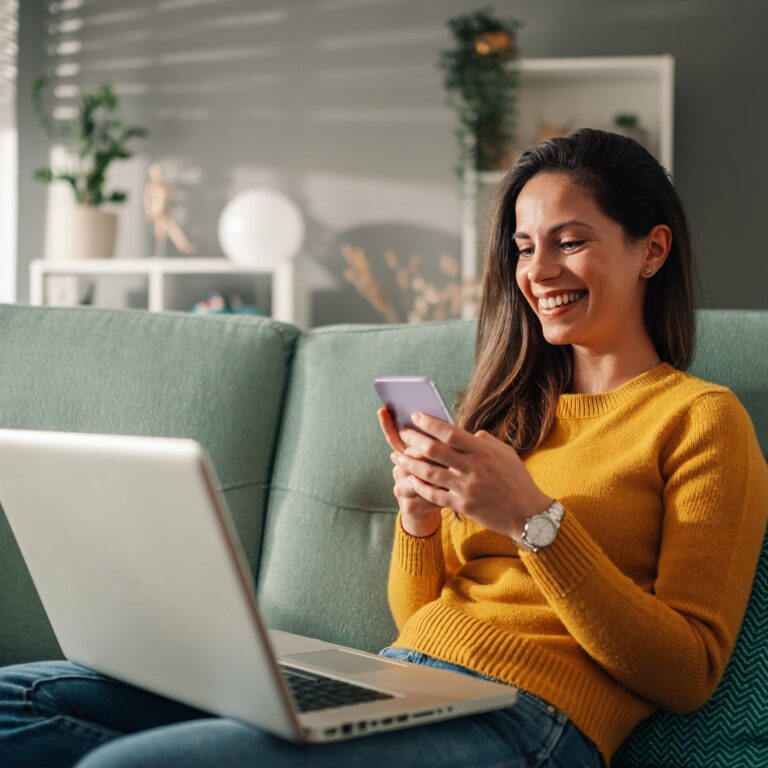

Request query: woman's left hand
[{"left": 391, "top": 412, "right": 553, "bottom": 540}]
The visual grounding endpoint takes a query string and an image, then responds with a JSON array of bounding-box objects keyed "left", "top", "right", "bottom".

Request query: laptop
[{"left": 0, "top": 429, "right": 517, "bottom": 742}]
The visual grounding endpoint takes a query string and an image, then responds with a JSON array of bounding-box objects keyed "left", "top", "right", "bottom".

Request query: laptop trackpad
[{"left": 283, "top": 649, "right": 395, "bottom": 676}]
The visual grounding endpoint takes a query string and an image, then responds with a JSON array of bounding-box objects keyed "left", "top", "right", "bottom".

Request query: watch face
[{"left": 526, "top": 516, "right": 557, "bottom": 547}]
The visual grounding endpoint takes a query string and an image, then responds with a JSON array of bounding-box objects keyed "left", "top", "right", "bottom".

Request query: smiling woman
[
  {"left": 458, "top": 129, "right": 696, "bottom": 451},
  {"left": 513, "top": 172, "right": 673, "bottom": 389},
  {"left": 376, "top": 128, "right": 767, "bottom": 767}
]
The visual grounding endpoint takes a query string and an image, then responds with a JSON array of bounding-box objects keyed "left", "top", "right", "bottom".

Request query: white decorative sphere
[{"left": 218, "top": 189, "right": 305, "bottom": 267}]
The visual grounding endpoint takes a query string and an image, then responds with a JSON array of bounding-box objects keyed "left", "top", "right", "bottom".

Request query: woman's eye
[
  {"left": 517, "top": 246, "right": 533, "bottom": 257},
  {"left": 560, "top": 240, "right": 585, "bottom": 251}
]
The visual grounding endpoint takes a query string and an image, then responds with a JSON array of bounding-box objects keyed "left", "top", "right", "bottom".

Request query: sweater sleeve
[
  {"left": 520, "top": 391, "right": 768, "bottom": 714},
  {"left": 387, "top": 508, "right": 459, "bottom": 631}
]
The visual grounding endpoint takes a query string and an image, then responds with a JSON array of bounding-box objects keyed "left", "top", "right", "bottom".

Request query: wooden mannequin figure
[{"left": 143, "top": 163, "right": 195, "bottom": 257}]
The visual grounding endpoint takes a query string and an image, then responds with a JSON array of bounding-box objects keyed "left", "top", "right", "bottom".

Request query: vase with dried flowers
[{"left": 437, "top": 7, "right": 523, "bottom": 174}]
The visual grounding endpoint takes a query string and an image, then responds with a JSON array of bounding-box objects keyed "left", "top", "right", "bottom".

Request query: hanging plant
[{"left": 437, "top": 7, "right": 522, "bottom": 174}]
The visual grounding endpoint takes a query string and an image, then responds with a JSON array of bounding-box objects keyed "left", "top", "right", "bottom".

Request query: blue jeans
[{"left": 0, "top": 651, "right": 600, "bottom": 768}]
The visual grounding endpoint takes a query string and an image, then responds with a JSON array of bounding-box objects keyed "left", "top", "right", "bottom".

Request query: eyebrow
[{"left": 512, "top": 220, "right": 597, "bottom": 240}]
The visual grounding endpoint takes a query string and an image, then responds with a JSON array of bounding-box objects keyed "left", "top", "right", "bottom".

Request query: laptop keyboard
[{"left": 280, "top": 666, "right": 394, "bottom": 713}]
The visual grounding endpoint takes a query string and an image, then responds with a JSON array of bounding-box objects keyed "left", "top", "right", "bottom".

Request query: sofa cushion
[
  {"left": 0, "top": 304, "right": 299, "bottom": 665},
  {"left": 257, "top": 320, "right": 475, "bottom": 653}
]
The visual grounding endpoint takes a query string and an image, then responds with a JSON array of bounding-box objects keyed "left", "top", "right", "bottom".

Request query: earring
[{"left": 643, "top": 266, "right": 652, "bottom": 276}]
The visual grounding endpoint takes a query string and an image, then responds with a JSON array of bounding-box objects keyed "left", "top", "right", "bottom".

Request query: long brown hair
[{"left": 456, "top": 128, "right": 697, "bottom": 453}]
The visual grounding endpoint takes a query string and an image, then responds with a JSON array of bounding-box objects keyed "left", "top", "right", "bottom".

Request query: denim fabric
[{"left": 0, "top": 656, "right": 600, "bottom": 768}]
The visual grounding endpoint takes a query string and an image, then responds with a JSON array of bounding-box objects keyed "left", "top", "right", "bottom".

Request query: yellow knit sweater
[{"left": 387, "top": 363, "right": 768, "bottom": 766}]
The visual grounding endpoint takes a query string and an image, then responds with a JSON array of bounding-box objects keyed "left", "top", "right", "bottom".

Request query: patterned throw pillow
[{"left": 614, "top": 535, "right": 768, "bottom": 768}]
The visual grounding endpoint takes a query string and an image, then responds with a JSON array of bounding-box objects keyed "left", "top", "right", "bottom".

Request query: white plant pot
[{"left": 45, "top": 204, "right": 118, "bottom": 261}]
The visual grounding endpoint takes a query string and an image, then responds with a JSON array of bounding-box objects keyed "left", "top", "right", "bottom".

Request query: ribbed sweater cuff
[
  {"left": 393, "top": 512, "right": 444, "bottom": 577},
  {"left": 520, "top": 511, "right": 603, "bottom": 600}
]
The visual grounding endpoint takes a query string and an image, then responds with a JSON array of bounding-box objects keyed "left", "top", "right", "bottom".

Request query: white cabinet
[
  {"left": 516, "top": 55, "right": 674, "bottom": 171},
  {"left": 461, "top": 55, "right": 674, "bottom": 318},
  {"left": 29, "top": 258, "right": 307, "bottom": 328}
]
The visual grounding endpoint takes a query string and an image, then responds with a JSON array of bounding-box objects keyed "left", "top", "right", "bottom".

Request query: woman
[
  {"left": 0, "top": 128, "right": 765, "bottom": 768},
  {"left": 376, "top": 127, "right": 767, "bottom": 766}
]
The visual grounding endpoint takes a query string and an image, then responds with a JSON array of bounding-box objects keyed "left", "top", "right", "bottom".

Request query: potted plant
[
  {"left": 612, "top": 112, "right": 648, "bottom": 149},
  {"left": 437, "top": 7, "right": 523, "bottom": 174},
  {"left": 33, "top": 79, "right": 148, "bottom": 260}
]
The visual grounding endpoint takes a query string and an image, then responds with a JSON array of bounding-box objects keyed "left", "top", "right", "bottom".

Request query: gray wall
[
  {"left": 16, "top": 0, "right": 47, "bottom": 305},
  {"left": 16, "top": 0, "right": 768, "bottom": 320}
]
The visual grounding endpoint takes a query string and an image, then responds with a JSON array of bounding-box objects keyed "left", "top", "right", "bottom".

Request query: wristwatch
[{"left": 518, "top": 500, "right": 565, "bottom": 552}]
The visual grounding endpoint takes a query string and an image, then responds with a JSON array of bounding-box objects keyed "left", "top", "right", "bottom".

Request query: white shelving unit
[
  {"left": 29, "top": 258, "right": 307, "bottom": 328},
  {"left": 461, "top": 55, "right": 675, "bottom": 318}
]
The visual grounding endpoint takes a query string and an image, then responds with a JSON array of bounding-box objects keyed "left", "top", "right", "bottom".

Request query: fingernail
[
  {"left": 407, "top": 476, "right": 416, "bottom": 485},
  {"left": 412, "top": 412, "right": 422, "bottom": 423}
]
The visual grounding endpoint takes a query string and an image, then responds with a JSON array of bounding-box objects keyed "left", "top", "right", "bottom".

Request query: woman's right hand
[{"left": 377, "top": 407, "right": 442, "bottom": 538}]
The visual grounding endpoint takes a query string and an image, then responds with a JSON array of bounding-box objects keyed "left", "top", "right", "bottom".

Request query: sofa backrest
[
  {"left": 687, "top": 310, "right": 767, "bottom": 453},
  {"left": 0, "top": 305, "right": 299, "bottom": 666},
  {"left": 257, "top": 320, "right": 475, "bottom": 652}
]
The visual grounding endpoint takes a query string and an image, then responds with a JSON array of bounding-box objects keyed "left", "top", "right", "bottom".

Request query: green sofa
[{"left": 0, "top": 303, "right": 765, "bottom": 767}]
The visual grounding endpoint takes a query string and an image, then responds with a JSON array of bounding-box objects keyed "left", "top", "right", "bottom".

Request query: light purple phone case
[{"left": 373, "top": 376, "right": 454, "bottom": 433}]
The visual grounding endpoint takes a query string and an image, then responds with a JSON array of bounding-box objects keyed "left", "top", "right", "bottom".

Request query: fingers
[
  {"left": 377, "top": 407, "right": 406, "bottom": 452},
  {"left": 392, "top": 463, "right": 430, "bottom": 506},
  {"left": 402, "top": 446, "right": 427, "bottom": 460},
  {"left": 407, "top": 474, "right": 451, "bottom": 508},
  {"left": 398, "top": 427, "right": 468, "bottom": 471},
  {"left": 391, "top": 450, "right": 452, "bottom": 490},
  {"left": 392, "top": 469, "right": 419, "bottom": 500},
  {"left": 408, "top": 412, "right": 473, "bottom": 453},
  {"left": 392, "top": 463, "right": 420, "bottom": 489}
]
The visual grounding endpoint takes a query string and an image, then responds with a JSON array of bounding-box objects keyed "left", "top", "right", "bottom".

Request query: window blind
[
  {"left": 0, "top": 0, "right": 16, "bottom": 301},
  {"left": 0, "top": 0, "right": 18, "bottom": 111}
]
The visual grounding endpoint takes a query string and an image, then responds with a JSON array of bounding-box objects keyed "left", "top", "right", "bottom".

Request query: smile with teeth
[{"left": 538, "top": 291, "right": 587, "bottom": 310}]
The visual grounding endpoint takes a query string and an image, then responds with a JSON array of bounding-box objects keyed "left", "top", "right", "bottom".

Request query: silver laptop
[{"left": 0, "top": 429, "right": 517, "bottom": 742}]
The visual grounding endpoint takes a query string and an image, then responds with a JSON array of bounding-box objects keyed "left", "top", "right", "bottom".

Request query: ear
[{"left": 641, "top": 225, "right": 672, "bottom": 279}]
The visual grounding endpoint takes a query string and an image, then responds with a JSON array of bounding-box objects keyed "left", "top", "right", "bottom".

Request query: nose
[{"left": 524, "top": 243, "right": 562, "bottom": 284}]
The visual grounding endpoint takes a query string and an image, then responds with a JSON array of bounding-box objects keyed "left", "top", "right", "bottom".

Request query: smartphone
[{"left": 373, "top": 376, "right": 454, "bottom": 434}]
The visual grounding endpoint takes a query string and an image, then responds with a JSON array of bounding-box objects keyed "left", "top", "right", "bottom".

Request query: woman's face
[{"left": 513, "top": 172, "right": 650, "bottom": 353}]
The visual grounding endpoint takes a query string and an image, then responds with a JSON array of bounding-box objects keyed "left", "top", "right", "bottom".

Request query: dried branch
[{"left": 341, "top": 245, "right": 480, "bottom": 324}]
